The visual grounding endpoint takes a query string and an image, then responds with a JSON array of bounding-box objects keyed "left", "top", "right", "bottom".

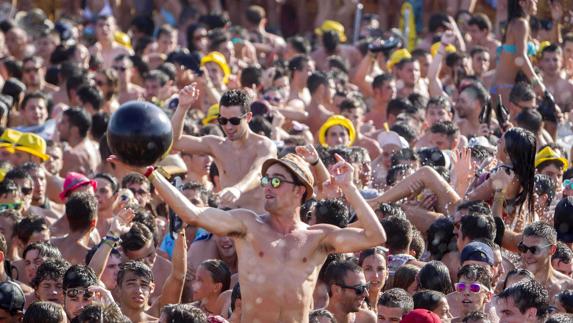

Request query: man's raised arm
[
  {"left": 171, "top": 83, "right": 213, "bottom": 155},
  {"left": 320, "top": 154, "right": 386, "bottom": 253}
]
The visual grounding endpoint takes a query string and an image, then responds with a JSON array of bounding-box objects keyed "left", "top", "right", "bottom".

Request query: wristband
[
  {"left": 102, "top": 239, "right": 116, "bottom": 248},
  {"left": 104, "top": 234, "right": 120, "bottom": 242}
]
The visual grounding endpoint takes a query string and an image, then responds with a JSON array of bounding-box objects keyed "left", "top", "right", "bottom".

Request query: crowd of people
[{"left": 1, "top": 0, "right": 573, "bottom": 322}]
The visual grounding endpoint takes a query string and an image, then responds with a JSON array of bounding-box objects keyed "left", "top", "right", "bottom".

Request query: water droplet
[
  {"left": 256, "top": 297, "right": 263, "bottom": 304},
  {"left": 396, "top": 80, "right": 405, "bottom": 90},
  {"left": 514, "top": 57, "right": 525, "bottom": 66}
]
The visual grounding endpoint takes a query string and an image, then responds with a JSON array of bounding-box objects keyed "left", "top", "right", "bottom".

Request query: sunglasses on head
[
  {"left": 260, "top": 175, "right": 298, "bottom": 189},
  {"left": 65, "top": 288, "right": 94, "bottom": 300},
  {"left": 337, "top": 283, "right": 370, "bottom": 295},
  {"left": 455, "top": 282, "right": 486, "bottom": 293},
  {"left": 217, "top": 114, "right": 246, "bottom": 126},
  {"left": 517, "top": 242, "right": 552, "bottom": 255},
  {"left": 564, "top": 179, "right": 573, "bottom": 190}
]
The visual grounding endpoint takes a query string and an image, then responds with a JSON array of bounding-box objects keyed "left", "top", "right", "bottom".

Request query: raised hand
[
  {"left": 441, "top": 30, "right": 456, "bottom": 46},
  {"left": 295, "top": 144, "right": 320, "bottom": 165},
  {"left": 490, "top": 166, "right": 516, "bottom": 192},
  {"left": 88, "top": 285, "right": 115, "bottom": 306},
  {"left": 329, "top": 154, "right": 355, "bottom": 189},
  {"left": 178, "top": 83, "right": 200, "bottom": 109},
  {"left": 109, "top": 208, "right": 135, "bottom": 236},
  {"left": 217, "top": 186, "right": 241, "bottom": 205},
  {"left": 451, "top": 148, "right": 475, "bottom": 182}
]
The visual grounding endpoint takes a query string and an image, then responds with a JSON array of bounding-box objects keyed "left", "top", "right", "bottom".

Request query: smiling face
[
  {"left": 218, "top": 105, "right": 251, "bottom": 141},
  {"left": 520, "top": 235, "right": 554, "bottom": 274},
  {"left": 262, "top": 164, "right": 305, "bottom": 212}
]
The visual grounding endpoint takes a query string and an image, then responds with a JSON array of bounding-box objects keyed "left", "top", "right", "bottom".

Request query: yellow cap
[
  {"left": 201, "top": 51, "right": 231, "bottom": 84},
  {"left": 318, "top": 115, "right": 356, "bottom": 147},
  {"left": 538, "top": 41, "right": 551, "bottom": 57},
  {"left": 430, "top": 42, "right": 456, "bottom": 57},
  {"left": 387, "top": 49, "right": 412, "bottom": 71},
  {"left": 114, "top": 31, "right": 132, "bottom": 49},
  {"left": 0, "top": 129, "right": 22, "bottom": 152},
  {"left": 202, "top": 104, "right": 220, "bottom": 126},
  {"left": 535, "top": 146, "right": 568, "bottom": 170},
  {"left": 315, "top": 20, "right": 347, "bottom": 43},
  {"left": 13, "top": 133, "right": 49, "bottom": 161}
]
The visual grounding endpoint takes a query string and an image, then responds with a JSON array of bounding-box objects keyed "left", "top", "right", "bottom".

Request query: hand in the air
[
  {"left": 109, "top": 208, "right": 135, "bottom": 237},
  {"left": 490, "top": 166, "right": 516, "bottom": 192},
  {"left": 178, "top": 83, "right": 200, "bottom": 108},
  {"left": 295, "top": 144, "right": 320, "bottom": 165},
  {"left": 217, "top": 186, "right": 242, "bottom": 205},
  {"left": 329, "top": 154, "right": 355, "bottom": 189}
]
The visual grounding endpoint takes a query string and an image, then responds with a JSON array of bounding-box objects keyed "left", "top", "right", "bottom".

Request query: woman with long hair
[
  {"left": 358, "top": 247, "right": 388, "bottom": 312},
  {"left": 492, "top": 0, "right": 544, "bottom": 105},
  {"left": 192, "top": 259, "right": 232, "bottom": 317}
]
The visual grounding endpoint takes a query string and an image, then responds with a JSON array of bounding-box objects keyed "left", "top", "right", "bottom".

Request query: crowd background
[{"left": 0, "top": 0, "right": 573, "bottom": 322}]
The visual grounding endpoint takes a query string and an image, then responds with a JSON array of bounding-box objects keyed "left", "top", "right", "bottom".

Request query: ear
[
  {"left": 485, "top": 291, "right": 493, "bottom": 302},
  {"left": 149, "top": 282, "right": 155, "bottom": 294},
  {"left": 245, "top": 112, "right": 253, "bottom": 123},
  {"left": 549, "top": 244, "right": 557, "bottom": 256},
  {"left": 525, "top": 307, "right": 537, "bottom": 320},
  {"left": 213, "top": 282, "right": 223, "bottom": 295},
  {"left": 0, "top": 250, "right": 4, "bottom": 263}
]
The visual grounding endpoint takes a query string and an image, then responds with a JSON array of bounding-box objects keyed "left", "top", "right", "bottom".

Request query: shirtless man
[
  {"left": 363, "top": 75, "right": 396, "bottom": 130},
  {"left": 467, "top": 14, "right": 500, "bottom": 65},
  {"left": 324, "top": 260, "right": 376, "bottom": 323},
  {"left": 109, "top": 150, "right": 386, "bottom": 323},
  {"left": 90, "top": 15, "right": 132, "bottom": 69},
  {"left": 51, "top": 192, "right": 98, "bottom": 265},
  {"left": 112, "top": 55, "right": 145, "bottom": 104},
  {"left": 454, "top": 84, "right": 488, "bottom": 138},
  {"left": 288, "top": 55, "right": 312, "bottom": 106},
  {"left": 538, "top": 44, "right": 573, "bottom": 111},
  {"left": 519, "top": 222, "right": 573, "bottom": 300},
  {"left": 20, "top": 163, "right": 61, "bottom": 224},
  {"left": 21, "top": 57, "right": 58, "bottom": 95},
  {"left": 306, "top": 72, "right": 334, "bottom": 136},
  {"left": 172, "top": 85, "right": 276, "bottom": 213},
  {"left": 57, "top": 108, "right": 101, "bottom": 176},
  {"left": 339, "top": 98, "right": 382, "bottom": 159},
  {"left": 116, "top": 261, "right": 158, "bottom": 323}
]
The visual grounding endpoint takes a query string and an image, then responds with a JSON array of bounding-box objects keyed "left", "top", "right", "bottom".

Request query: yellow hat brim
[
  {"left": 14, "top": 146, "right": 49, "bottom": 161},
  {"left": 535, "top": 156, "right": 568, "bottom": 170},
  {"left": 318, "top": 117, "right": 356, "bottom": 147}
]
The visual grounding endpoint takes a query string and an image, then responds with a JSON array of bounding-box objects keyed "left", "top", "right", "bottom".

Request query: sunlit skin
[
  {"left": 377, "top": 305, "right": 404, "bottom": 323},
  {"left": 496, "top": 297, "right": 537, "bottom": 323},
  {"left": 35, "top": 278, "right": 64, "bottom": 304},
  {"left": 325, "top": 125, "right": 350, "bottom": 147},
  {"left": 361, "top": 253, "right": 388, "bottom": 310}
]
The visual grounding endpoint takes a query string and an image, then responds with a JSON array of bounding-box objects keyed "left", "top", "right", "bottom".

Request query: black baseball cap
[
  {"left": 0, "top": 281, "right": 25, "bottom": 314},
  {"left": 460, "top": 241, "right": 494, "bottom": 266}
]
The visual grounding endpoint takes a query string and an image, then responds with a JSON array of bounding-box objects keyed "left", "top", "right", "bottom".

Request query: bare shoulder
[
  {"left": 308, "top": 223, "right": 340, "bottom": 235},
  {"left": 356, "top": 308, "right": 377, "bottom": 322}
]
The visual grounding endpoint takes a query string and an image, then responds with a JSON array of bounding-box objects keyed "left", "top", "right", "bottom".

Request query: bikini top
[{"left": 496, "top": 42, "right": 537, "bottom": 57}]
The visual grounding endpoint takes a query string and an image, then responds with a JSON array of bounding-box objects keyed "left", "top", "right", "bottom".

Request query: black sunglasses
[
  {"left": 260, "top": 175, "right": 299, "bottom": 188},
  {"left": 217, "top": 114, "right": 246, "bottom": 126},
  {"left": 21, "top": 187, "right": 33, "bottom": 195},
  {"left": 517, "top": 242, "right": 552, "bottom": 255},
  {"left": 337, "top": 283, "right": 370, "bottom": 295},
  {"left": 65, "top": 288, "right": 94, "bottom": 300}
]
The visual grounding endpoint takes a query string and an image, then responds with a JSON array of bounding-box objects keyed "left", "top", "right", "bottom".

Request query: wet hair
[
  {"left": 372, "top": 73, "right": 394, "bottom": 90},
  {"left": 497, "top": 280, "right": 550, "bottom": 319},
  {"left": 515, "top": 108, "right": 542, "bottom": 133},
  {"left": 460, "top": 213, "right": 496, "bottom": 242},
  {"left": 391, "top": 148, "right": 418, "bottom": 167},
  {"left": 457, "top": 264, "right": 492, "bottom": 289},
  {"left": 31, "top": 258, "right": 70, "bottom": 288},
  {"left": 322, "top": 30, "right": 340, "bottom": 55},
  {"left": 382, "top": 216, "right": 412, "bottom": 253},
  {"left": 307, "top": 71, "right": 329, "bottom": 94},
  {"left": 249, "top": 116, "right": 272, "bottom": 138},
  {"left": 376, "top": 203, "right": 406, "bottom": 219},
  {"left": 160, "top": 303, "right": 207, "bottom": 323},
  {"left": 390, "top": 123, "right": 416, "bottom": 144},
  {"left": 523, "top": 221, "right": 557, "bottom": 245},
  {"left": 468, "top": 13, "right": 492, "bottom": 31},
  {"left": 66, "top": 192, "right": 97, "bottom": 233},
  {"left": 509, "top": 82, "right": 535, "bottom": 104},
  {"left": 231, "top": 283, "right": 241, "bottom": 311},
  {"left": 63, "top": 107, "right": 92, "bottom": 138},
  {"left": 418, "top": 261, "right": 453, "bottom": 294},
  {"left": 392, "top": 264, "right": 419, "bottom": 291},
  {"left": 556, "top": 290, "right": 573, "bottom": 313},
  {"left": 240, "top": 66, "right": 262, "bottom": 88},
  {"left": 426, "top": 217, "right": 456, "bottom": 261},
  {"left": 288, "top": 55, "right": 310, "bottom": 73},
  {"left": 63, "top": 265, "right": 98, "bottom": 290},
  {"left": 117, "top": 260, "right": 154, "bottom": 286},
  {"left": 413, "top": 290, "right": 446, "bottom": 311},
  {"left": 462, "top": 311, "right": 491, "bottom": 323},
  {"left": 314, "top": 199, "right": 349, "bottom": 228},
  {"left": 23, "top": 242, "right": 61, "bottom": 261},
  {"left": 426, "top": 96, "right": 453, "bottom": 114},
  {"left": 552, "top": 242, "right": 573, "bottom": 265},
  {"left": 93, "top": 173, "right": 119, "bottom": 195},
  {"left": 324, "top": 259, "right": 363, "bottom": 296},
  {"left": 534, "top": 174, "right": 556, "bottom": 206},
  {"left": 429, "top": 121, "right": 459, "bottom": 140},
  {"left": 288, "top": 36, "right": 311, "bottom": 55},
  {"left": 378, "top": 288, "right": 414, "bottom": 314},
  {"left": 21, "top": 92, "right": 47, "bottom": 112},
  {"left": 387, "top": 98, "right": 415, "bottom": 119},
  {"left": 121, "top": 173, "right": 149, "bottom": 190},
  {"left": 502, "top": 127, "right": 536, "bottom": 216},
  {"left": 199, "top": 259, "right": 231, "bottom": 294},
  {"left": 358, "top": 247, "right": 386, "bottom": 267},
  {"left": 85, "top": 243, "right": 121, "bottom": 266},
  {"left": 501, "top": 268, "right": 534, "bottom": 290},
  {"left": 121, "top": 222, "right": 155, "bottom": 252},
  {"left": 410, "top": 229, "right": 425, "bottom": 260},
  {"left": 24, "top": 301, "right": 65, "bottom": 323},
  {"left": 14, "top": 215, "right": 48, "bottom": 245},
  {"left": 309, "top": 309, "right": 336, "bottom": 323},
  {"left": 546, "top": 314, "right": 573, "bottom": 323},
  {"left": 71, "top": 303, "right": 130, "bottom": 323},
  {"left": 220, "top": 89, "right": 252, "bottom": 114}
]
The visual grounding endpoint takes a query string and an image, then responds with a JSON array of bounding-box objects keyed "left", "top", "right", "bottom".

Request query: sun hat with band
[
  {"left": 59, "top": 172, "right": 97, "bottom": 201},
  {"left": 200, "top": 51, "right": 231, "bottom": 84},
  {"left": 315, "top": 20, "right": 347, "bottom": 42},
  {"left": 13, "top": 133, "right": 49, "bottom": 161},
  {"left": 318, "top": 115, "right": 356, "bottom": 147},
  {"left": 535, "top": 146, "right": 568, "bottom": 170},
  {"left": 261, "top": 154, "right": 314, "bottom": 202},
  {"left": 0, "top": 129, "right": 22, "bottom": 152}
]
